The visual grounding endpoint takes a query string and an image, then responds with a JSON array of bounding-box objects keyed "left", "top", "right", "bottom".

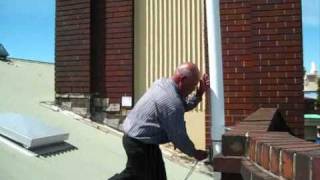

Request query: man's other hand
[
  {"left": 196, "top": 73, "right": 209, "bottom": 97},
  {"left": 194, "top": 150, "right": 208, "bottom": 161}
]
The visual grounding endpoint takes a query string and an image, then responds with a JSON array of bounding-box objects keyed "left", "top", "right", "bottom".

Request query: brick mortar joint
[{"left": 249, "top": 158, "right": 281, "bottom": 179}]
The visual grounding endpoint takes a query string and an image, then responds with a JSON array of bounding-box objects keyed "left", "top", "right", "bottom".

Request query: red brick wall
[
  {"left": 204, "top": 6, "right": 213, "bottom": 149},
  {"left": 55, "top": 0, "right": 134, "bottom": 104},
  {"left": 220, "top": 0, "right": 304, "bottom": 136},
  {"left": 105, "top": 0, "right": 134, "bottom": 103},
  {"left": 55, "top": 0, "right": 91, "bottom": 94}
]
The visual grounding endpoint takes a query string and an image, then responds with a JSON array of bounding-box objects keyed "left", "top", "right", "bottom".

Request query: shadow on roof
[{"left": 30, "top": 142, "right": 78, "bottom": 157}]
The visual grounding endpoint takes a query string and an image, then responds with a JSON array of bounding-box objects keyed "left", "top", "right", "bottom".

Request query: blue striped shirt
[{"left": 123, "top": 78, "right": 201, "bottom": 156}]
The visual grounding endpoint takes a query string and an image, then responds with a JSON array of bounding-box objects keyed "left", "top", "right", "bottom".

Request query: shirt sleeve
[
  {"left": 159, "top": 106, "right": 196, "bottom": 157},
  {"left": 184, "top": 95, "right": 202, "bottom": 112}
]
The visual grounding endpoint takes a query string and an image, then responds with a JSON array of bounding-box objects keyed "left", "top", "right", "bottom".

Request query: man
[{"left": 110, "top": 63, "right": 209, "bottom": 180}]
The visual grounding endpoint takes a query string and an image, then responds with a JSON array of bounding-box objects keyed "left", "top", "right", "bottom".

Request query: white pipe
[{"left": 205, "top": 0, "right": 225, "bottom": 155}]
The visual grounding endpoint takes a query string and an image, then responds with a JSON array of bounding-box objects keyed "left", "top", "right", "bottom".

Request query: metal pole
[{"left": 183, "top": 161, "right": 199, "bottom": 180}]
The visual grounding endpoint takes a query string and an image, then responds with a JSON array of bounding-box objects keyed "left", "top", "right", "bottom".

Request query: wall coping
[{"left": 214, "top": 108, "right": 320, "bottom": 180}]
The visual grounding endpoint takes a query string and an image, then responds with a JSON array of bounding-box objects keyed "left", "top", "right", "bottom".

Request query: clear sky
[
  {"left": 0, "top": 0, "right": 55, "bottom": 63},
  {"left": 302, "top": 0, "right": 320, "bottom": 73},
  {"left": 0, "top": 0, "right": 319, "bottom": 70}
]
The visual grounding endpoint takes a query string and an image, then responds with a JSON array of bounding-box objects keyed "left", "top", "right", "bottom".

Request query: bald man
[{"left": 109, "top": 63, "right": 209, "bottom": 180}]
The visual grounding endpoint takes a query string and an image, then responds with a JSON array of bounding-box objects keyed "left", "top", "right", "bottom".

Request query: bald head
[
  {"left": 172, "top": 62, "right": 201, "bottom": 97},
  {"left": 174, "top": 62, "right": 200, "bottom": 79}
]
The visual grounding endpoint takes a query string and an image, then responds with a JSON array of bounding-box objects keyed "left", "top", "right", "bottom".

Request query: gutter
[{"left": 205, "top": 0, "right": 225, "bottom": 156}]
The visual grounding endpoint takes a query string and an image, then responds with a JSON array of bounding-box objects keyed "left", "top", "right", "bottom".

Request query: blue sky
[
  {"left": 302, "top": 0, "right": 320, "bottom": 73},
  {"left": 0, "top": 0, "right": 319, "bottom": 70},
  {"left": 0, "top": 0, "right": 55, "bottom": 63}
]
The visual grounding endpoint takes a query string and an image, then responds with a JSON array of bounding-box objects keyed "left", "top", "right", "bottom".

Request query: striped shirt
[{"left": 123, "top": 78, "right": 201, "bottom": 157}]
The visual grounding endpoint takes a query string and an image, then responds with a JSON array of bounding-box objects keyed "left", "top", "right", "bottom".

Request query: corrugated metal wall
[
  {"left": 135, "top": 0, "right": 206, "bottom": 110},
  {"left": 134, "top": 0, "right": 206, "bottom": 149}
]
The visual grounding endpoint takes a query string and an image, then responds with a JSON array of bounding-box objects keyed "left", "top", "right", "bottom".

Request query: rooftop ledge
[{"left": 213, "top": 107, "right": 320, "bottom": 180}]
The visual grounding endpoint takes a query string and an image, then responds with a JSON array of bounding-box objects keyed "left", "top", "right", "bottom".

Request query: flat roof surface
[{"left": 0, "top": 60, "right": 215, "bottom": 180}]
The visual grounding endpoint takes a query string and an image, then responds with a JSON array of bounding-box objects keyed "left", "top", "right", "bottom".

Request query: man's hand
[
  {"left": 194, "top": 150, "right": 208, "bottom": 161},
  {"left": 196, "top": 73, "right": 210, "bottom": 97}
]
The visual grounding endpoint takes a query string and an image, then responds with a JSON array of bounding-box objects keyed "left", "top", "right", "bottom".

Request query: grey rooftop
[{"left": 0, "top": 59, "right": 215, "bottom": 180}]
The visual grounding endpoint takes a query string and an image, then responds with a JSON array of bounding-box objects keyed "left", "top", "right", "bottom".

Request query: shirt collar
[{"left": 168, "top": 78, "right": 185, "bottom": 102}]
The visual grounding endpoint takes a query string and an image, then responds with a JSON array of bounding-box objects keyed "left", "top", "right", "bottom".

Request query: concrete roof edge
[{"left": 9, "top": 57, "right": 54, "bottom": 65}]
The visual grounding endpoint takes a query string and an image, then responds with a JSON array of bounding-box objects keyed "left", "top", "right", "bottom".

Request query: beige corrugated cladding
[{"left": 134, "top": 0, "right": 206, "bottom": 149}]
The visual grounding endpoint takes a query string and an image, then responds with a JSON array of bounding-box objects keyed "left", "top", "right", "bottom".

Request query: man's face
[{"left": 180, "top": 76, "right": 199, "bottom": 97}]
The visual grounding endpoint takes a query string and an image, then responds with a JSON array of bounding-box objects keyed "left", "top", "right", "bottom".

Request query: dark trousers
[{"left": 109, "top": 135, "right": 167, "bottom": 180}]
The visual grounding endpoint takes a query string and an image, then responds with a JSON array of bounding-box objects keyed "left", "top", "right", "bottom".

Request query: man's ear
[
  {"left": 179, "top": 75, "right": 186, "bottom": 82},
  {"left": 177, "top": 75, "right": 185, "bottom": 89}
]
